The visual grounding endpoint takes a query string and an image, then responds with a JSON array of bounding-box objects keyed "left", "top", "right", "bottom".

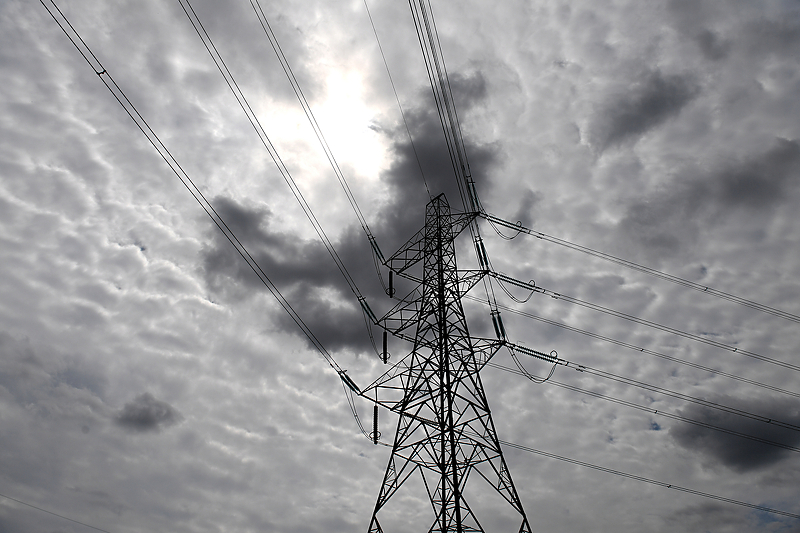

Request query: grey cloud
[
  {"left": 670, "top": 395, "right": 800, "bottom": 472},
  {"left": 0, "top": 332, "right": 106, "bottom": 411},
  {"left": 617, "top": 138, "right": 800, "bottom": 258},
  {"left": 511, "top": 189, "right": 541, "bottom": 229},
  {"left": 201, "top": 197, "right": 380, "bottom": 352},
  {"left": 377, "top": 70, "right": 499, "bottom": 244},
  {"left": 201, "top": 71, "right": 499, "bottom": 354},
  {"left": 668, "top": 0, "right": 800, "bottom": 61},
  {"left": 664, "top": 502, "right": 750, "bottom": 532},
  {"left": 590, "top": 70, "right": 700, "bottom": 151},
  {"left": 448, "top": 70, "right": 488, "bottom": 111},
  {"left": 115, "top": 392, "right": 183, "bottom": 433},
  {"left": 713, "top": 138, "right": 800, "bottom": 209},
  {"left": 55, "top": 361, "right": 107, "bottom": 398},
  {"left": 667, "top": 0, "right": 717, "bottom": 28},
  {"left": 695, "top": 29, "right": 730, "bottom": 61},
  {"left": 742, "top": 18, "right": 800, "bottom": 57},
  {"left": 667, "top": 0, "right": 730, "bottom": 60},
  {"left": 0, "top": 332, "right": 48, "bottom": 406}
]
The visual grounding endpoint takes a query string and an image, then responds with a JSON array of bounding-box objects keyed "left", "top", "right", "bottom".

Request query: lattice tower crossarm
[{"left": 366, "top": 194, "right": 532, "bottom": 533}]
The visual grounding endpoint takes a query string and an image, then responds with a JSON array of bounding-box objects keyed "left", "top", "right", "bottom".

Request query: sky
[{"left": 2, "top": 0, "right": 800, "bottom": 532}]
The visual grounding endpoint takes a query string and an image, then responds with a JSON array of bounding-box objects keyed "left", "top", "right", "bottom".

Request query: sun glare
[{"left": 315, "top": 69, "right": 389, "bottom": 182}]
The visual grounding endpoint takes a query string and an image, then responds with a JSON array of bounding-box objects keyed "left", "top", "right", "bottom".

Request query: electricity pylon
[{"left": 363, "top": 194, "right": 531, "bottom": 533}]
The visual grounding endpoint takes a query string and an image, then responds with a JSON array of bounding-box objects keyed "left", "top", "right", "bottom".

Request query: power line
[
  {"left": 409, "top": 4, "right": 800, "bottom": 518},
  {"left": 178, "top": 0, "right": 366, "bottom": 302},
  {"left": 488, "top": 361, "right": 800, "bottom": 454},
  {"left": 501, "top": 341, "right": 800, "bottom": 437},
  {"left": 466, "top": 294, "right": 800, "bottom": 399},
  {"left": 41, "top": 0, "right": 356, "bottom": 389},
  {"left": 0, "top": 491, "right": 112, "bottom": 533},
  {"left": 483, "top": 212, "right": 800, "bottom": 324},
  {"left": 361, "top": 0, "right": 432, "bottom": 200},
  {"left": 179, "top": 0, "right": 397, "bottom": 362},
  {"left": 497, "top": 438, "right": 800, "bottom": 520},
  {"left": 544, "top": 284, "right": 800, "bottom": 372},
  {"left": 407, "top": 0, "right": 507, "bottom": 354},
  {"left": 43, "top": 0, "right": 380, "bottom": 438},
  {"left": 496, "top": 338, "right": 800, "bottom": 455},
  {"left": 249, "top": 0, "right": 381, "bottom": 245},
  {"left": 405, "top": 0, "right": 479, "bottom": 214},
  {"left": 573, "top": 363, "right": 800, "bottom": 432},
  {"left": 492, "top": 272, "right": 800, "bottom": 373}
]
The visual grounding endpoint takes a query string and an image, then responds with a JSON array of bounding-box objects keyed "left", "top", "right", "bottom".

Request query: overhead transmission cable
[
  {"left": 248, "top": 0, "right": 383, "bottom": 256},
  {"left": 362, "top": 0, "right": 432, "bottom": 200},
  {"left": 407, "top": 6, "right": 800, "bottom": 497},
  {"left": 466, "top": 294, "right": 800, "bottom": 399},
  {"left": 45, "top": 0, "right": 380, "bottom": 443},
  {"left": 0, "top": 490, "right": 112, "bottom": 533},
  {"left": 483, "top": 213, "right": 800, "bottom": 325},
  {"left": 560, "top": 363, "right": 800, "bottom": 433},
  {"left": 488, "top": 361, "right": 800, "bottom": 453},
  {"left": 409, "top": 0, "right": 473, "bottom": 212},
  {"left": 251, "top": 0, "right": 427, "bottom": 306},
  {"left": 401, "top": 0, "right": 800, "bottom": 491},
  {"left": 491, "top": 362, "right": 800, "bottom": 454},
  {"left": 503, "top": 341, "right": 800, "bottom": 436},
  {"left": 493, "top": 438, "right": 800, "bottom": 520},
  {"left": 407, "top": 0, "right": 507, "bottom": 339},
  {"left": 406, "top": 0, "right": 797, "bottom": 400},
  {"left": 177, "top": 0, "right": 388, "bottom": 360},
  {"left": 250, "top": 0, "right": 412, "bottom": 305},
  {"left": 41, "top": 0, "right": 359, "bottom": 395},
  {"left": 178, "top": 0, "right": 365, "bottom": 302},
  {"left": 492, "top": 272, "right": 800, "bottom": 373}
]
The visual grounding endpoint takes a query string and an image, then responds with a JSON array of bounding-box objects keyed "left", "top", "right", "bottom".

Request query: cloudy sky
[{"left": 2, "top": 0, "right": 800, "bottom": 531}]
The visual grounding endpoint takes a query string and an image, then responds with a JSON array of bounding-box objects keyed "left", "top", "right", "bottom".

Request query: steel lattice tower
[{"left": 365, "top": 194, "right": 531, "bottom": 533}]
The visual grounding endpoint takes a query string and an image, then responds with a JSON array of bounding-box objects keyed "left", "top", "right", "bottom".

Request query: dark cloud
[
  {"left": 695, "top": 30, "right": 730, "bottom": 61},
  {"left": 591, "top": 70, "right": 700, "bottom": 151},
  {"left": 0, "top": 332, "right": 47, "bottom": 406},
  {"left": 742, "top": 18, "right": 800, "bottom": 57},
  {"left": 667, "top": 0, "right": 730, "bottom": 60},
  {"left": 200, "top": 71, "right": 500, "bottom": 354},
  {"left": 448, "top": 70, "right": 488, "bottom": 110},
  {"left": 670, "top": 395, "right": 800, "bottom": 472},
  {"left": 115, "top": 392, "right": 183, "bottom": 433},
  {"left": 377, "top": 70, "right": 499, "bottom": 247},
  {"left": 668, "top": 0, "right": 800, "bottom": 61},
  {"left": 0, "top": 332, "right": 105, "bottom": 411},
  {"left": 664, "top": 502, "right": 749, "bottom": 532},
  {"left": 510, "top": 189, "right": 541, "bottom": 229},
  {"left": 201, "top": 197, "right": 381, "bottom": 352},
  {"left": 56, "top": 359, "right": 107, "bottom": 398},
  {"left": 617, "top": 138, "right": 800, "bottom": 257},
  {"left": 713, "top": 139, "right": 800, "bottom": 209},
  {"left": 201, "top": 197, "right": 337, "bottom": 298}
]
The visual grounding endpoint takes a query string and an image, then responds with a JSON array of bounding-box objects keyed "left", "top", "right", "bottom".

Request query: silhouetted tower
[{"left": 365, "top": 194, "right": 531, "bottom": 533}]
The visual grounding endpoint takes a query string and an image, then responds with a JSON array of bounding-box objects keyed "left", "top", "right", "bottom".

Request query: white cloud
[{"left": 1, "top": 0, "right": 799, "bottom": 531}]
